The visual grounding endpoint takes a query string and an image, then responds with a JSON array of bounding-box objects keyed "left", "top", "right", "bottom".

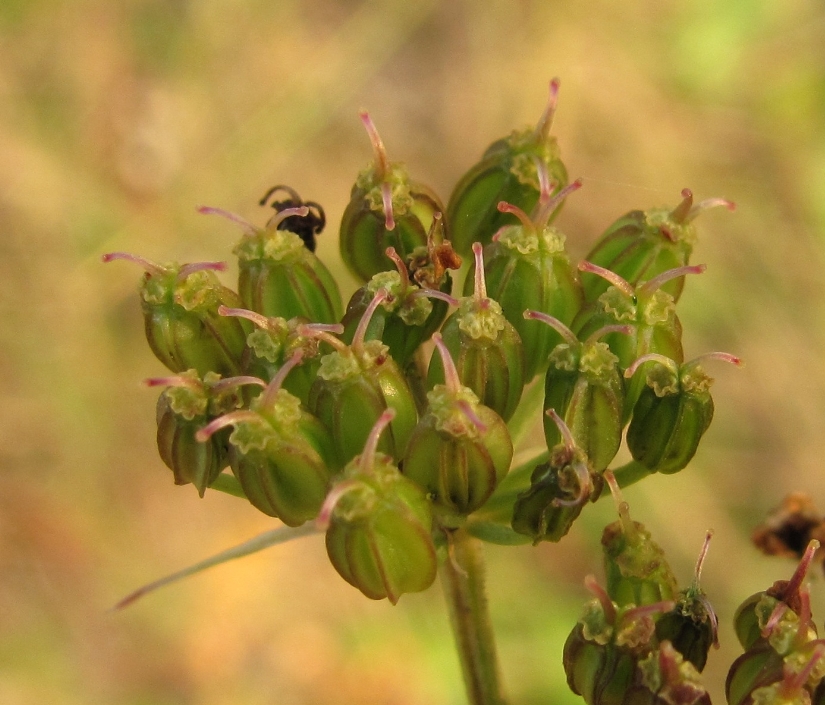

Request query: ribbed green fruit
[
  {"left": 199, "top": 204, "right": 342, "bottom": 324},
  {"left": 725, "top": 645, "right": 784, "bottom": 705},
  {"left": 726, "top": 551, "right": 825, "bottom": 705},
  {"left": 103, "top": 252, "right": 250, "bottom": 377},
  {"left": 468, "top": 173, "right": 583, "bottom": 380},
  {"left": 153, "top": 370, "right": 255, "bottom": 496},
  {"left": 447, "top": 79, "right": 568, "bottom": 256},
  {"left": 197, "top": 358, "right": 337, "bottom": 526},
  {"left": 625, "top": 353, "right": 740, "bottom": 475},
  {"left": 732, "top": 540, "right": 821, "bottom": 654},
  {"left": 573, "top": 262, "right": 705, "bottom": 418},
  {"left": 308, "top": 290, "right": 417, "bottom": 466},
  {"left": 429, "top": 243, "right": 525, "bottom": 421},
  {"left": 323, "top": 410, "right": 437, "bottom": 604},
  {"left": 218, "top": 305, "right": 324, "bottom": 406},
  {"left": 403, "top": 333, "right": 512, "bottom": 516},
  {"left": 654, "top": 532, "right": 717, "bottom": 672},
  {"left": 726, "top": 636, "right": 825, "bottom": 705},
  {"left": 339, "top": 112, "right": 445, "bottom": 283},
  {"left": 512, "top": 409, "right": 599, "bottom": 543},
  {"left": 339, "top": 244, "right": 454, "bottom": 369},
  {"left": 529, "top": 311, "right": 628, "bottom": 472},
  {"left": 601, "top": 473, "right": 678, "bottom": 609},
  {"left": 582, "top": 189, "right": 734, "bottom": 304}
]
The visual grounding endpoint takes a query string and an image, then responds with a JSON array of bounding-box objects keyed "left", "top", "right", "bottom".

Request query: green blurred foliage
[{"left": 1, "top": 0, "right": 824, "bottom": 703}]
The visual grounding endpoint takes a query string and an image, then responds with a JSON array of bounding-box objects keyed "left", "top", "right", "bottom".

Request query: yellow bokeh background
[{"left": 2, "top": 1, "right": 825, "bottom": 703}]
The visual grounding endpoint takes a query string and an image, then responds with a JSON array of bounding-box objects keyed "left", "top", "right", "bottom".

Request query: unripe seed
[
  {"left": 468, "top": 164, "right": 584, "bottom": 380},
  {"left": 402, "top": 333, "right": 513, "bottom": 516},
  {"left": 725, "top": 644, "right": 785, "bottom": 705},
  {"left": 575, "top": 261, "right": 706, "bottom": 420},
  {"left": 731, "top": 643, "right": 825, "bottom": 705},
  {"left": 429, "top": 242, "right": 525, "bottom": 421},
  {"left": 307, "top": 289, "right": 418, "bottom": 466},
  {"left": 733, "top": 540, "right": 820, "bottom": 654},
  {"left": 582, "top": 188, "right": 734, "bottom": 303},
  {"left": 151, "top": 370, "right": 262, "bottom": 496},
  {"left": 321, "top": 409, "right": 437, "bottom": 603},
  {"left": 447, "top": 79, "right": 569, "bottom": 256},
  {"left": 199, "top": 204, "right": 342, "bottom": 323},
  {"left": 103, "top": 252, "right": 250, "bottom": 377},
  {"left": 339, "top": 241, "right": 456, "bottom": 369},
  {"left": 197, "top": 352, "right": 337, "bottom": 526},
  {"left": 218, "top": 304, "right": 333, "bottom": 405},
  {"left": 655, "top": 531, "right": 719, "bottom": 672},
  {"left": 339, "top": 111, "right": 446, "bottom": 283},
  {"left": 526, "top": 310, "right": 630, "bottom": 472},
  {"left": 601, "top": 471, "right": 679, "bottom": 608},
  {"left": 625, "top": 352, "right": 742, "bottom": 475},
  {"left": 511, "top": 409, "right": 601, "bottom": 543}
]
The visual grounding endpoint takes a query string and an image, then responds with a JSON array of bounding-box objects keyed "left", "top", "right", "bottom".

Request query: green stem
[
  {"left": 506, "top": 376, "right": 545, "bottom": 450},
  {"left": 599, "top": 460, "right": 654, "bottom": 497},
  {"left": 210, "top": 472, "right": 247, "bottom": 498},
  {"left": 440, "top": 528, "right": 508, "bottom": 705}
]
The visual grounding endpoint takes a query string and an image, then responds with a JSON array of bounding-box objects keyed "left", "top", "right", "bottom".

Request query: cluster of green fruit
[
  {"left": 105, "top": 81, "right": 800, "bottom": 705},
  {"left": 563, "top": 473, "right": 825, "bottom": 705}
]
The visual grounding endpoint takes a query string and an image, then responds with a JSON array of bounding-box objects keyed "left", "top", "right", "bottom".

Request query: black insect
[{"left": 260, "top": 185, "right": 326, "bottom": 252}]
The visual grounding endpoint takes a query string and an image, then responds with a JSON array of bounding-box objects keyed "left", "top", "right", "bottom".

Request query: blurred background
[{"left": 2, "top": 0, "right": 825, "bottom": 703}]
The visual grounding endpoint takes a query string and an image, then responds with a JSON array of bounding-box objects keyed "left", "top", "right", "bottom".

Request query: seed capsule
[
  {"left": 575, "top": 262, "right": 705, "bottom": 419},
  {"left": 151, "top": 370, "right": 262, "bottom": 496},
  {"left": 725, "top": 571, "right": 825, "bottom": 705},
  {"left": 727, "top": 642, "right": 825, "bottom": 705},
  {"left": 511, "top": 410, "right": 602, "bottom": 543},
  {"left": 563, "top": 575, "right": 706, "bottom": 705},
  {"left": 726, "top": 643, "right": 783, "bottom": 705},
  {"left": 217, "top": 305, "right": 332, "bottom": 405},
  {"left": 601, "top": 472, "right": 679, "bottom": 608},
  {"left": 655, "top": 531, "right": 719, "bottom": 672},
  {"left": 727, "top": 571, "right": 825, "bottom": 705},
  {"left": 733, "top": 540, "right": 820, "bottom": 654},
  {"left": 573, "top": 262, "right": 701, "bottom": 366},
  {"left": 320, "top": 409, "right": 437, "bottom": 603},
  {"left": 199, "top": 204, "right": 342, "bottom": 324},
  {"left": 196, "top": 353, "right": 337, "bottom": 526},
  {"left": 526, "top": 311, "right": 629, "bottom": 472},
  {"left": 339, "top": 239, "right": 456, "bottom": 369},
  {"left": 339, "top": 111, "right": 445, "bottom": 283},
  {"left": 429, "top": 242, "right": 525, "bottom": 422},
  {"left": 582, "top": 189, "right": 734, "bottom": 304},
  {"left": 625, "top": 352, "right": 742, "bottom": 475},
  {"left": 447, "top": 79, "right": 569, "bottom": 256},
  {"left": 470, "top": 166, "right": 584, "bottom": 380},
  {"left": 307, "top": 289, "right": 418, "bottom": 466},
  {"left": 402, "top": 333, "right": 513, "bottom": 516},
  {"left": 102, "top": 253, "right": 249, "bottom": 377}
]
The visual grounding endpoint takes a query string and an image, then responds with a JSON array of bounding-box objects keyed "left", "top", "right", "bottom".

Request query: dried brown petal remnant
[{"left": 752, "top": 492, "right": 825, "bottom": 566}]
